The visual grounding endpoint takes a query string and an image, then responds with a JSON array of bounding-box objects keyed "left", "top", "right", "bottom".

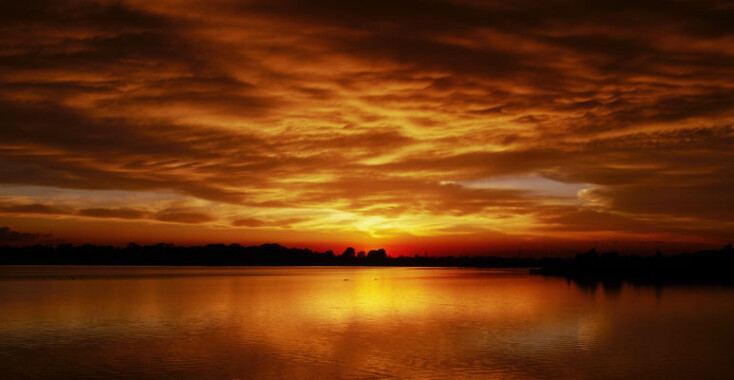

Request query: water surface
[{"left": 1, "top": 266, "right": 733, "bottom": 379}]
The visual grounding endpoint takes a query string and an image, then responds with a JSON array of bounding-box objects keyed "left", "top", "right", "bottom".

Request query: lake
[{"left": 1, "top": 266, "right": 733, "bottom": 379}]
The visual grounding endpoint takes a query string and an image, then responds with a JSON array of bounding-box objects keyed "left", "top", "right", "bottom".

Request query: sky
[{"left": 1, "top": 0, "right": 733, "bottom": 255}]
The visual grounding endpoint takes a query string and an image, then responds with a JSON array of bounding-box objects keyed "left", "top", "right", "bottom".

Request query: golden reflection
[{"left": 3, "top": 267, "right": 734, "bottom": 379}]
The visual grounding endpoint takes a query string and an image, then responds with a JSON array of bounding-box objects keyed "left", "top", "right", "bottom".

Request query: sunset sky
[{"left": 1, "top": 0, "right": 733, "bottom": 255}]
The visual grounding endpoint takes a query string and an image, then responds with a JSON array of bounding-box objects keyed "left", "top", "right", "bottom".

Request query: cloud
[
  {"left": 78, "top": 208, "right": 148, "bottom": 219},
  {"left": 232, "top": 218, "right": 306, "bottom": 228},
  {"left": 0, "top": 226, "right": 52, "bottom": 243},
  {"left": 231, "top": 218, "right": 266, "bottom": 227},
  {"left": 155, "top": 210, "right": 216, "bottom": 224},
  {"left": 0, "top": 203, "right": 67, "bottom": 215},
  {"left": 1, "top": 0, "right": 733, "bottom": 251},
  {"left": 0, "top": 200, "right": 218, "bottom": 225},
  {"left": 588, "top": 184, "right": 734, "bottom": 220}
]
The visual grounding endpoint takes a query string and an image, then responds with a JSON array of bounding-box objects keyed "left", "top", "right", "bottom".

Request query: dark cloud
[
  {"left": 155, "top": 210, "right": 216, "bottom": 224},
  {"left": 78, "top": 208, "right": 148, "bottom": 220},
  {"left": 536, "top": 207, "right": 653, "bottom": 232},
  {"left": 231, "top": 218, "right": 267, "bottom": 227},
  {"left": 590, "top": 184, "right": 734, "bottom": 220},
  {"left": 0, "top": 226, "right": 51, "bottom": 243},
  {"left": 0, "top": 203, "right": 68, "bottom": 215}
]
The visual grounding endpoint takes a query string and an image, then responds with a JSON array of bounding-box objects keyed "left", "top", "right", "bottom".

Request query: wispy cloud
[{"left": 1, "top": 0, "right": 733, "bottom": 253}]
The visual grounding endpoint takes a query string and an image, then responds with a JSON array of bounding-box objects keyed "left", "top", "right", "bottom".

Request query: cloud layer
[{"left": 1, "top": 0, "right": 733, "bottom": 253}]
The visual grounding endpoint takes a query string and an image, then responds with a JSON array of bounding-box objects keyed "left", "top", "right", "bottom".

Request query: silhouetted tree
[
  {"left": 367, "top": 249, "right": 387, "bottom": 260},
  {"left": 357, "top": 250, "right": 366, "bottom": 259},
  {"left": 341, "top": 247, "right": 356, "bottom": 259},
  {"left": 575, "top": 248, "right": 599, "bottom": 265}
]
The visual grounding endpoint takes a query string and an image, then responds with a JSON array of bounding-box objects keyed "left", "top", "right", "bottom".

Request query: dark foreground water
[{"left": 1, "top": 267, "right": 734, "bottom": 379}]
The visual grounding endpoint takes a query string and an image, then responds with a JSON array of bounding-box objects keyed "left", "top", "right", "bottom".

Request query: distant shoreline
[{"left": 2, "top": 243, "right": 733, "bottom": 285}]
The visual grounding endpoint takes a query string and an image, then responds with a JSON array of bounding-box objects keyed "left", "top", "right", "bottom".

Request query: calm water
[{"left": 1, "top": 267, "right": 734, "bottom": 379}]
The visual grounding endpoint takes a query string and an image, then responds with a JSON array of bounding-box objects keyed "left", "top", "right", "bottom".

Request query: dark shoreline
[
  {"left": 0, "top": 243, "right": 539, "bottom": 267},
  {"left": 532, "top": 245, "right": 734, "bottom": 286},
  {"left": 2, "top": 243, "right": 733, "bottom": 285}
]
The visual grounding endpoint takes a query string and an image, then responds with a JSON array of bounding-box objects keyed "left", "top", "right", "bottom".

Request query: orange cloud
[{"left": 1, "top": 0, "right": 733, "bottom": 254}]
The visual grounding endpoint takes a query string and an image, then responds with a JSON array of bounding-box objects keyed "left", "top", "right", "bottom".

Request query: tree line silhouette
[
  {"left": 534, "top": 244, "right": 734, "bottom": 285},
  {"left": 0, "top": 243, "right": 534, "bottom": 267},
  {"left": 1, "top": 242, "right": 733, "bottom": 284}
]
